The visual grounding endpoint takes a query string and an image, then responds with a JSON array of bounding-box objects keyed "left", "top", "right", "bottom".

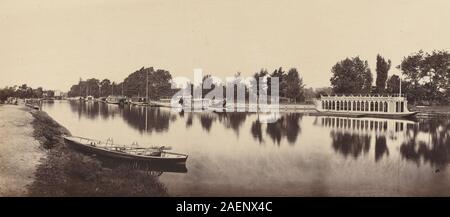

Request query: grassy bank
[{"left": 27, "top": 109, "right": 168, "bottom": 196}]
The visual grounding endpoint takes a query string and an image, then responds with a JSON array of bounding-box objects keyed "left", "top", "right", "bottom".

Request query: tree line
[
  {"left": 0, "top": 84, "right": 54, "bottom": 102},
  {"left": 68, "top": 67, "right": 175, "bottom": 100},
  {"left": 329, "top": 50, "right": 450, "bottom": 105},
  {"left": 68, "top": 66, "right": 307, "bottom": 103}
]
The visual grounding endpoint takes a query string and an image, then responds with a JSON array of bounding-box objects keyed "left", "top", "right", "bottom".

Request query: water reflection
[
  {"left": 122, "top": 106, "right": 176, "bottom": 133},
  {"left": 251, "top": 120, "right": 263, "bottom": 143},
  {"left": 316, "top": 116, "right": 419, "bottom": 162},
  {"left": 199, "top": 113, "right": 215, "bottom": 132},
  {"left": 330, "top": 131, "right": 371, "bottom": 159},
  {"left": 400, "top": 118, "right": 450, "bottom": 167},
  {"left": 42, "top": 101, "right": 450, "bottom": 196},
  {"left": 265, "top": 113, "right": 302, "bottom": 145},
  {"left": 375, "top": 136, "right": 389, "bottom": 162},
  {"left": 216, "top": 112, "right": 247, "bottom": 134},
  {"left": 68, "top": 100, "right": 122, "bottom": 120}
]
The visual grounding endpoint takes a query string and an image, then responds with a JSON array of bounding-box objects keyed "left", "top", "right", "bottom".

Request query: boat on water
[
  {"left": 316, "top": 94, "right": 418, "bottom": 118},
  {"left": 85, "top": 95, "right": 94, "bottom": 101},
  {"left": 63, "top": 136, "right": 188, "bottom": 164},
  {"left": 129, "top": 97, "right": 152, "bottom": 106},
  {"left": 106, "top": 95, "right": 127, "bottom": 104},
  {"left": 25, "top": 103, "right": 40, "bottom": 110},
  {"left": 25, "top": 99, "right": 41, "bottom": 110}
]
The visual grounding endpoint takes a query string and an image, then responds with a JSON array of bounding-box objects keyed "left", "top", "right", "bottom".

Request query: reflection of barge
[
  {"left": 317, "top": 94, "right": 418, "bottom": 118},
  {"left": 316, "top": 116, "right": 418, "bottom": 135}
]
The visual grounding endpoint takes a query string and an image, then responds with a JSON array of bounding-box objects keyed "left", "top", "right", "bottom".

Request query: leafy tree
[
  {"left": 398, "top": 50, "right": 450, "bottom": 104},
  {"left": 284, "top": 68, "right": 305, "bottom": 102},
  {"left": 269, "top": 67, "right": 287, "bottom": 97},
  {"left": 252, "top": 69, "right": 269, "bottom": 98},
  {"left": 375, "top": 54, "right": 391, "bottom": 93},
  {"left": 33, "top": 87, "right": 44, "bottom": 98},
  {"left": 121, "top": 67, "right": 173, "bottom": 100},
  {"left": 330, "top": 57, "right": 372, "bottom": 94},
  {"left": 99, "top": 79, "right": 111, "bottom": 97},
  {"left": 386, "top": 75, "right": 400, "bottom": 94}
]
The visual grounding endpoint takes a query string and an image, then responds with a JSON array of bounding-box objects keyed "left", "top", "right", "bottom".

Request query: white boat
[
  {"left": 106, "top": 95, "right": 127, "bottom": 104},
  {"left": 85, "top": 95, "right": 94, "bottom": 101},
  {"left": 316, "top": 94, "right": 418, "bottom": 118}
]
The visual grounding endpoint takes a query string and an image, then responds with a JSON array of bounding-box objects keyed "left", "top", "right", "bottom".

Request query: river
[{"left": 41, "top": 100, "right": 450, "bottom": 196}]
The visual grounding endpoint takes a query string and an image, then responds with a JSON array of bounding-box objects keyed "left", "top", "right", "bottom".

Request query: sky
[{"left": 2, "top": 0, "right": 450, "bottom": 91}]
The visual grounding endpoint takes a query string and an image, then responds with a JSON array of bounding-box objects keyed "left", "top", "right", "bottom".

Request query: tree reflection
[
  {"left": 68, "top": 101, "right": 121, "bottom": 120},
  {"left": 251, "top": 119, "right": 264, "bottom": 143},
  {"left": 400, "top": 118, "right": 450, "bottom": 168},
  {"left": 186, "top": 113, "right": 193, "bottom": 128},
  {"left": 265, "top": 113, "right": 302, "bottom": 145},
  {"left": 375, "top": 136, "right": 389, "bottom": 162},
  {"left": 330, "top": 131, "right": 371, "bottom": 159},
  {"left": 199, "top": 113, "right": 215, "bottom": 132},
  {"left": 216, "top": 112, "right": 247, "bottom": 134},
  {"left": 121, "top": 107, "right": 175, "bottom": 133}
]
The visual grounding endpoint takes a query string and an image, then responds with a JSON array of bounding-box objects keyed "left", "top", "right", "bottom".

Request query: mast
[
  {"left": 79, "top": 78, "right": 82, "bottom": 97},
  {"left": 98, "top": 83, "right": 101, "bottom": 98},
  {"left": 399, "top": 77, "right": 402, "bottom": 97},
  {"left": 146, "top": 71, "right": 149, "bottom": 103}
]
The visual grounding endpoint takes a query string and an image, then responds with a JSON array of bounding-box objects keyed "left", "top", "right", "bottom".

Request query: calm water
[{"left": 42, "top": 100, "right": 450, "bottom": 196}]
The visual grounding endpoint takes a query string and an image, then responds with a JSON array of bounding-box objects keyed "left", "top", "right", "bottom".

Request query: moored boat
[
  {"left": 316, "top": 94, "right": 418, "bottom": 118},
  {"left": 63, "top": 136, "right": 188, "bottom": 164},
  {"left": 85, "top": 95, "right": 94, "bottom": 101},
  {"left": 106, "top": 95, "right": 127, "bottom": 104}
]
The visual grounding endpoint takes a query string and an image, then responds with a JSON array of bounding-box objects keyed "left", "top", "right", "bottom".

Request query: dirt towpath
[{"left": 0, "top": 105, "right": 45, "bottom": 196}]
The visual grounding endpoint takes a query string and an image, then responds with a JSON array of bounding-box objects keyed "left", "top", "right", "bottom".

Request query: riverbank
[
  {"left": 0, "top": 105, "right": 45, "bottom": 196},
  {"left": 0, "top": 104, "right": 168, "bottom": 196}
]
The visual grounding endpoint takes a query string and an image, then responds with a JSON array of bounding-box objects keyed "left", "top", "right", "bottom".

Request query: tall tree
[
  {"left": 269, "top": 67, "right": 287, "bottom": 97},
  {"left": 285, "top": 68, "right": 305, "bottom": 102},
  {"left": 330, "top": 57, "right": 373, "bottom": 94},
  {"left": 375, "top": 54, "right": 391, "bottom": 93},
  {"left": 386, "top": 75, "right": 400, "bottom": 94},
  {"left": 252, "top": 69, "right": 269, "bottom": 98},
  {"left": 398, "top": 50, "right": 450, "bottom": 104}
]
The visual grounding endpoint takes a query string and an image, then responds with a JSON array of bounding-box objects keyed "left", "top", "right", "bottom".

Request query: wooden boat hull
[
  {"left": 25, "top": 103, "right": 40, "bottom": 110},
  {"left": 63, "top": 137, "right": 187, "bottom": 164}
]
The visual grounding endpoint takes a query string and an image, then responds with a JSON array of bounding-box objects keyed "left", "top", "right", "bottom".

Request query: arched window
[
  {"left": 384, "top": 102, "right": 388, "bottom": 112},
  {"left": 375, "top": 102, "right": 378, "bottom": 112},
  {"left": 353, "top": 101, "right": 356, "bottom": 111},
  {"left": 379, "top": 101, "right": 383, "bottom": 112},
  {"left": 337, "top": 101, "right": 340, "bottom": 111},
  {"left": 332, "top": 101, "right": 335, "bottom": 110},
  {"left": 365, "top": 101, "right": 369, "bottom": 111}
]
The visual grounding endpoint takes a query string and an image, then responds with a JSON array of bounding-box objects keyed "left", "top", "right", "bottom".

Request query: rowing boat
[{"left": 63, "top": 136, "right": 188, "bottom": 164}]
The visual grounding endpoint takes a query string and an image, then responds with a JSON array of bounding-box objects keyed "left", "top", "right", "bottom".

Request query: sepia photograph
[{"left": 1, "top": 0, "right": 450, "bottom": 213}]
